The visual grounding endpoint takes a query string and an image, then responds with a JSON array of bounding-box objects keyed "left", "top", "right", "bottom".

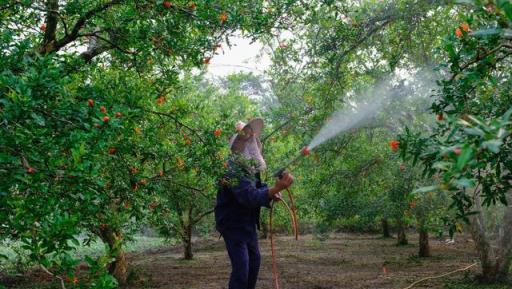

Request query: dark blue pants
[{"left": 222, "top": 229, "right": 261, "bottom": 289}]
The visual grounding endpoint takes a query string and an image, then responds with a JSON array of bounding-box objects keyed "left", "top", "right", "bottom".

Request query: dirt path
[{"left": 126, "top": 233, "right": 478, "bottom": 289}]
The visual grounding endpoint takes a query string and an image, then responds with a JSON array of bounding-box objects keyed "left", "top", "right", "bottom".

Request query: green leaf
[
  {"left": 482, "top": 139, "right": 503, "bottom": 153},
  {"left": 413, "top": 186, "right": 438, "bottom": 194},
  {"left": 31, "top": 112, "right": 45, "bottom": 126},
  {"left": 455, "top": 178, "right": 475, "bottom": 188},
  {"left": 469, "top": 28, "right": 502, "bottom": 38},
  {"left": 463, "top": 127, "right": 484, "bottom": 137},
  {"left": 455, "top": 0, "right": 476, "bottom": 4},
  {"left": 456, "top": 146, "right": 474, "bottom": 171},
  {"left": 433, "top": 161, "right": 452, "bottom": 171}
]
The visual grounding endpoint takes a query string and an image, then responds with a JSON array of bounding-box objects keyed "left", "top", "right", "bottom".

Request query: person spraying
[{"left": 215, "top": 118, "right": 294, "bottom": 289}]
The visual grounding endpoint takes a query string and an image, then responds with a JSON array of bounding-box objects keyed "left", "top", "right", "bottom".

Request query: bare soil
[
  {"left": 1, "top": 233, "right": 482, "bottom": 289},
  {"left": 124, "top": 233, "right": 478, "bottom": 289}
]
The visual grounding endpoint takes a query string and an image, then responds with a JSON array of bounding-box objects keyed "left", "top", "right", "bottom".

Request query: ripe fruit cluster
[
  {"left": 389, "top": 140, "right": 400, "bottom": 151},
  {"left": 455, "top": 22, "right": 470, "bottom": 38}
]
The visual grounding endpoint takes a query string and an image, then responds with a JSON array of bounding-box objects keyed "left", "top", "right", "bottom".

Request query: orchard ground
[{"left": 2, "top": 233, "right": 510, "bottom": 289}]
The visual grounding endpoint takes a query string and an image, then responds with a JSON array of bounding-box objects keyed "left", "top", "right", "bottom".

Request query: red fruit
[
  {"left": 189, "top": 2, "right": 196, "bottom": 9},
  {"left": 27, "top": 167, "right": 35, "bottom": 174},
  {"left": 214, "top": 129, "right": 222, "bottom": 137},
  {"left": 103, "top": 116, "right": 110, "bottom": 123},
  {"left": 437, "top": 113, "right": 444, "bottom": 121},
  {"left": 131, "top": 167, "right": 139, "bottom": 174},
  {"left": 219, "top": 12, "right": 228, "bottom": 23},
  {"left": 100, "top": 106, "right": 107, "bottom": 113},
  {"left": 185, "top": 139, "right": 191, "bottom": 145},
  {"left": 389, "top": 140, "right": 400, "bottom": 151},
  {"left": 108, "top": 147, "right": 117, "bottom": 155},
  {"left": 203, "top": 57, "right": 211, "bottom": 65},
  {"left": 88, "top": 99, "right": 94, "bottom": 107},
  {"left": 99, "top": 223, "right": 108, "bottom": 230},
  {"left": 301, "top": 146, "right": 310, "bottom": 156},
  {"left": 159, "top": 170, "right": 164, "bottom": 177},
  {"left": 139, "top": 179, "right": 147, "bottom": 186},
  {"left": 223, "top": 162, "right": 229, "bottom": 168},
  {"left": 94, "top": 123, "right": 102, "bottom": 128},
  {"left": 454, "top": 147, "right": 462, "bottom": 155},
  {"left": 115, "top": 112, "right": 122, "bottom": 118},
  {"left": 409, "top": 201, "right": 417, "bottom": 209},
  {"left": 40, "top": 23, "right": 46, "bottom": 31},
  {"left": 124, "top": 201, "right": 130, "bottom": 209},
  {"left": 455, "top": 27, "right": 463, "bottom": 38},
  {"left": 73, "top": 277, "right": 78, "bottom": 284},
  {"left": 460, "top": 22, "right": 470, "bottom": 33},
  {"left": 131, "top": 183, "right": 138, "bottom": 191},
  {"left": 157, "top": 95, "right": 166, "bottom": 106},
  {"left": 163, "top": 1, "right": 172, "bottom": 8},
  {"left": 399, "top": 163, "right": 406, "bottom": 171},
  {"left": 149, "top": 202, "right": 157, "bottom": 210}
]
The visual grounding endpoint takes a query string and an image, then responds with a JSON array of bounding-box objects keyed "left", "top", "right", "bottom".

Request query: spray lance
[{"left": 273, "top": 145, "right": 311, "bottom": 178}]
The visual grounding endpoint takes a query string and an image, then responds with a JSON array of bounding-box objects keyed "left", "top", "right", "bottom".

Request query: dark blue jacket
[{"left": 215, "top": 164, "right": 271, "bottom": 234}]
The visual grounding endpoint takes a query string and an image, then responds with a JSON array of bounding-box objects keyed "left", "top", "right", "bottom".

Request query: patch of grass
[{"left": 0, "top": 235, "right": 169, "bottom": 273}]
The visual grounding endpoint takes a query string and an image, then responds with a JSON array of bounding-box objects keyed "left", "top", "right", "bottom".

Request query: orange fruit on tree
[
  {"left": 157, "top": 95, "right": 166, "bottom": 105},
  {"left": 389, "top": 140, "right": 400, "bottom": 151},
  {"left": 219, "top": 12, "right": 228, "bottom": 23},
  {"left": 460, "top": 22, "right": 470, "bottom": 32},
  {"left": 455, "top": 28, "right": 463, "bottom": 38},
  {"left": 214, "top": 129, "right": 222, "bottom": 137}
]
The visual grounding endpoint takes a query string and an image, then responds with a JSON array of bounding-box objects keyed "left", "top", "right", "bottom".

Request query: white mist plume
[{"left": 308, "top": 69, "right": 438, "bottom": 150}]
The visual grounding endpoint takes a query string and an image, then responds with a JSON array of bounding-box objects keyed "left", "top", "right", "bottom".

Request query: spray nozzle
[{"left": 273, "top": 167, "right": 287, "bottom": 179}]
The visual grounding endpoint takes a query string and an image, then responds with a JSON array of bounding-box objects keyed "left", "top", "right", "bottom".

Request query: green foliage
[
  {"left": 0, "top": 0, "right": 298, "bottom": 285},
  {"left": 399, "top": 1, "right": 512, "bottom": 222}
]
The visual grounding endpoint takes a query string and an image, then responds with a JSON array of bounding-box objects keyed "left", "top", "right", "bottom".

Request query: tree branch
[
  {"left": 40, "top": 0, "right": 59, "bottom": 53},
  {"left": 40, "top": 0, "right": 124, "bottom": 54},
  {"left": 193, "top": 208, "right": 214, "bottom": 224}
]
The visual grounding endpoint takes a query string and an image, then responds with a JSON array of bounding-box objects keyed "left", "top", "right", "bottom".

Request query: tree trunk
[
  {"left": 99, "top": 228, "right": 127, "bottom": 285},
  {"left": 396, "top": 218, "right": 408, "bottom": 245},
  {"left": 418, "top": 229, "right": 430, "bottom": 257},
  {"left": 469, "top": 189, "right": 512, "bottom": 283},
  {"left": 183, "top": 222, "right": 193, "bottom": 260},
  {"left": 381, "top": 218, "right": 391, "bottom": 238}
]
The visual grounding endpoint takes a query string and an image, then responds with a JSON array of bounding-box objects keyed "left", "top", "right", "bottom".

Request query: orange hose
[
  {"left": 269, "top": 189, "right": 299, "bottom": 289},
  {"left": 286, "top": 188, "right": 299, "bottom": 240}
]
